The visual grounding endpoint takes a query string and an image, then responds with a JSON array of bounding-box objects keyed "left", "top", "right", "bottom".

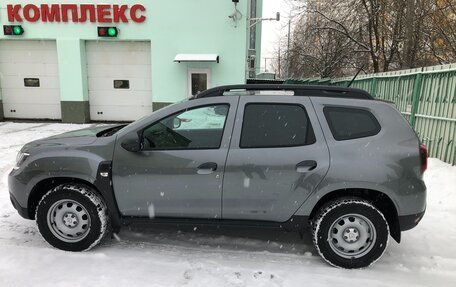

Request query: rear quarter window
[{"left": 324, "top": 107, "right": 381, "bottom": 141}]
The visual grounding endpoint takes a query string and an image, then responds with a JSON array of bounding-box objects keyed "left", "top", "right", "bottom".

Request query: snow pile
[{"left": 0, "top": 122, "right": 455, "bottom": 286}]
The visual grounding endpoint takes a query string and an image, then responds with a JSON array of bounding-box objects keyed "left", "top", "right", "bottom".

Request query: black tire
[
  {"left": 35, "top": 184, "right": 110, "bottom": 252},
  {"left": 312, "top": 198, "right": 389, "bottom": 269}
]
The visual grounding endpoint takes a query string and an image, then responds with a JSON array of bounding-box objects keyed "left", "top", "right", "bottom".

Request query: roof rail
[{"left": 192, "top": 84, "right": 373, "bottom": 100}]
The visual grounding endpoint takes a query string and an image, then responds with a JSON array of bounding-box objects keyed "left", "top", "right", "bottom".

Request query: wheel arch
[
  {"left": 308, "top": 188, "right": 401, "bottom": 243},
  {"left": 27, "top": 162, "right": 121, "bottom": 233},
  {"left": 28, "top": 177, "right": 98, "bottom": 220}
]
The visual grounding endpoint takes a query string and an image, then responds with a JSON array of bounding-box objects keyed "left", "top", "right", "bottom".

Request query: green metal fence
[{"left": 285, "top": 64, "right": 456, "bottom": 165}]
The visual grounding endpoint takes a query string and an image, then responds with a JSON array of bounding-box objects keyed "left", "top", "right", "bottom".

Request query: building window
[
  {"left": 24, "top": 78, "right": 40, "bottom": 87},
  {"left": 113, "top": 80, "right": 130, "bottom": 89},
  {"left": 191, "top": 74, "right": 207, "bottom": 95},
  {"left": 188, "top": 69, "right": 210, "bottom": 97}
]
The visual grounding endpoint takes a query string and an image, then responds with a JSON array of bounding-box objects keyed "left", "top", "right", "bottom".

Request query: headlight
[{"left": 13, "top": 151, "right": 29, "bottom": 170}]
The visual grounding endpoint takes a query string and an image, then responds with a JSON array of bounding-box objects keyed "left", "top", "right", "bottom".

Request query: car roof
[{"left": 191, "top": 84, "right": 374, "bottom": 100}]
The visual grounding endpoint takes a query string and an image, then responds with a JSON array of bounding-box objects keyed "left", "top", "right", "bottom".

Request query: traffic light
[
  {"left": 3, "top": 25, "right": 24, "bottom": 36},
  {"left": 98, "top": 27, "right": 118, "bottom": 38}
]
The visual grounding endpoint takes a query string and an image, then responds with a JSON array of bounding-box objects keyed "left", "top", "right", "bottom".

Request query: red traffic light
[
  {"left": 3, "top": 26, "right": 12, "bottom": 35},
  {"left": 98, "top": 27, "right": 118, "bottom": 38},
  {"left": 3, "top": 25, "right": 24, "bottom": 36},
  {"left": 98, "top": 27, "right": 107, "bottom": 36}
]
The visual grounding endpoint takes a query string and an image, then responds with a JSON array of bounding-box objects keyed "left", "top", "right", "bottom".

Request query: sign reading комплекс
[{"left": 6, "top": 4, "right": 146, "bottom": 23}]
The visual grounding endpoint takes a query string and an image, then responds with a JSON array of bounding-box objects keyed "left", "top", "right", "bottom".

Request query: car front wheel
[
  {"left": 36, "top": 184, "right": 110, "bottom": 251},
  {"left": 312, "top": 198, "right": 389, "bottom": 268}
]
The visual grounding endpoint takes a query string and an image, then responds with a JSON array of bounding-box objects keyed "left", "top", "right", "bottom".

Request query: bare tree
[
  {"left": 281, "top": 0, "right": 456, "bottom": 78},
  {"left": 283, "top": 0, "right": 364, "bottom": 78},
  {"left": 424, "top": 0, "right": 456, "bottom": 63}
]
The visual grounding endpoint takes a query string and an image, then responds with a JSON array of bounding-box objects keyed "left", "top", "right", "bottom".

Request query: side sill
[{"left": 120, "top": 215, "right": 310, "bottom": 232}]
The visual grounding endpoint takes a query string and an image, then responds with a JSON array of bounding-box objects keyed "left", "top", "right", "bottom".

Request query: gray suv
[{"left": 8, "top": 85, "right": 427, "bottom": 268}]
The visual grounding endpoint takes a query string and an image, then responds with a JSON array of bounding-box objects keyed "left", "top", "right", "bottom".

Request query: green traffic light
[
  {"left": 13, "top": 26, "right": 22, "bottom": 35},
  {"left": 108, "top": 27, "right": 117, "bottom": 37}
]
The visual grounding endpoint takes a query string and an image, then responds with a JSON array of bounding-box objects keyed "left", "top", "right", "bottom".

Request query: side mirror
[
  {"left": 121, "top": 133, "right": 142, "bottom": 152},
  {"left": 173, "top": 117, "right": 182, "bottom": 129}
]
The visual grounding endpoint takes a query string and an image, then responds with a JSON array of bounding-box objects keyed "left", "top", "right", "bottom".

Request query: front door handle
[
  {"left": 296, "top": 160, "right": 317, "bottom": 173},
  {"left": 197, "top": 162, "right": 218, "bottom": 175}
]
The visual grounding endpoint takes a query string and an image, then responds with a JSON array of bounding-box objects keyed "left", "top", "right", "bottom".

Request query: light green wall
[
  {"left": 0, "top": 0, "right": 256, "bottom": 103},
  {"left": 56, "top": 39, "right": 88, "bottom": 101}
]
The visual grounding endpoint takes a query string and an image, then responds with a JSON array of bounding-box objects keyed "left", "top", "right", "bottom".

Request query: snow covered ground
[{"left": 0, "top": 122, "right": 455, "bottom": 287}]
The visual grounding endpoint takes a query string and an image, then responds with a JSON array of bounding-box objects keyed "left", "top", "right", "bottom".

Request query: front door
[
  {"left": 222, "top": 96, "right": 330, "bottom": 222},
  {"left": 112, "top": 96, "right": 239, "bottom": 219}
]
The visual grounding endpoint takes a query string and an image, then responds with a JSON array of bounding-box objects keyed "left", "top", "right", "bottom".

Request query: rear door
[{"left": 222, "top": 96, "right": 330, "bottom": 222}]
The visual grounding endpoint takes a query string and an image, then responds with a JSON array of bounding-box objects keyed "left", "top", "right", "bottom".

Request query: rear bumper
[
  {"left": 9, "top": 193, "right": 31, "bottom": 219},
  {"left": 398, "top": 210, "right": 425, "bottom": 231}
]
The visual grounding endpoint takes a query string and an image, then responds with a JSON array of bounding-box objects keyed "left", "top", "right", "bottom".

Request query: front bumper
[
  {"left": 9, "top": 193, "right": 31, "bottom": 219},
  {"left": 8, "top": 169, "right": 32, "bottom": 219},
  {"left": 398, "top": 209, "right": 425, "bottom": 231}
]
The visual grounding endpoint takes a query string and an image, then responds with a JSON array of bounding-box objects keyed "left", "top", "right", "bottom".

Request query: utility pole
[
  {"left": 286, "top": 18, "right": 291, "bottom": 79},
  {"left": 262, "top": 57, "right": 275, "bottom": 73},
  {"left": 278, "top": 45, "right": 281, "bottom": 79}
]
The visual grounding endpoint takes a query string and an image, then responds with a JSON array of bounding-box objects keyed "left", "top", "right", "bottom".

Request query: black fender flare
[{"left": 93, "top": 161, "right": 122, "bottom": 233}]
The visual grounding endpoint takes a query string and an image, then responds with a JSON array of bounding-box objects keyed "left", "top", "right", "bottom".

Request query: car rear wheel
[
  {"left": 36, "top": 184, "right": 110, "bottom": 251},
  {"left": 312, "top": 198, "right": 389, "bottom": 268}
]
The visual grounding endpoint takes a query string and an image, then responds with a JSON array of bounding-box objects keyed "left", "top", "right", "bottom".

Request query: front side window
[
  {"left": 240, "top": 103, "right": 316, "bottom": 148},
  {"left": 324, "top": 107, "right": 381, "bottom": 141},
  {"left": 142, "top": 104, "right": 229, "bottom": 150}
]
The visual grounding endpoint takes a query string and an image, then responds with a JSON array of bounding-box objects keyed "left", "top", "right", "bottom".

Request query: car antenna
[{"left": 347, "top": 65, "right": 364, "bottom": 88}]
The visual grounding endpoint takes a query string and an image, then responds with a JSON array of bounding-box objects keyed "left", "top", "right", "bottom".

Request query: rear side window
[
  {"left": 324, "top": 107, "right": 381, "bottom": 141},
  {"left": 240, "top": 103, "right": 316, "bottom": 148}
]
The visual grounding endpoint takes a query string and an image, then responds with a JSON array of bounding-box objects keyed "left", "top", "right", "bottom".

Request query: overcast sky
[{"left": 260, "top": 0, "right": 293, "bottom": 71}]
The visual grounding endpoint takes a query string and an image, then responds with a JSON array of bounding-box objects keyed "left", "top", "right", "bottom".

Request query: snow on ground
[{"left": 0, "top": 122, "right": 455, "bottom": 287}]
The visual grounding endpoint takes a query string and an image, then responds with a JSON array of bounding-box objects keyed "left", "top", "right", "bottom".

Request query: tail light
[{"left": 419, "top": 144, "right": 428, "bottom": 173}]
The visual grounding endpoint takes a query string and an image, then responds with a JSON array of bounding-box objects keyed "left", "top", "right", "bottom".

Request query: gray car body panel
[
  {"left": 112, "top": 96, "right": 240, "bottom": 218},
  {"left": 9, "top": 127, "right": 117, "bottom": 208},
  {"left": 294, "top": 97, "right": 426, "bottom": 217},
  {"left": 8, "top": 90, "right": 426, "bottom": 231},
  {"left": 222, "top": 96, "right": 330, "bottom": 222}
]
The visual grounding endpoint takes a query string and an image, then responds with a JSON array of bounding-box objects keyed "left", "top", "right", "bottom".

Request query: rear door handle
[
  {"left": 296, "top": 160, "right": 317, "bottom": 173},
  {"left": 197, "top": 162, "right": 218, "bottom": 175}
]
